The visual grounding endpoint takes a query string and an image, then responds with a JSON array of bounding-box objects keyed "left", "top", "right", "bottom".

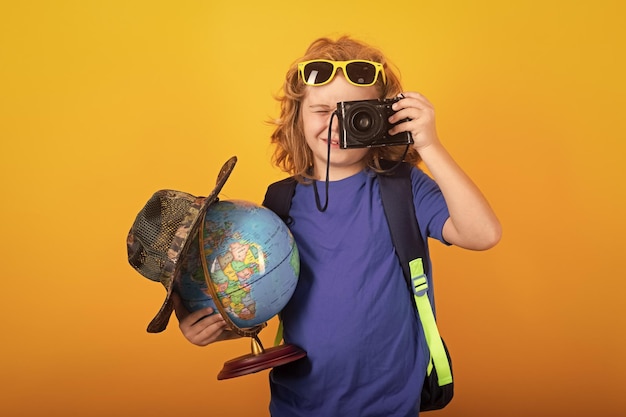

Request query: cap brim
[{"left": 146, "top": 156, "right": 238, "bottom": 333}]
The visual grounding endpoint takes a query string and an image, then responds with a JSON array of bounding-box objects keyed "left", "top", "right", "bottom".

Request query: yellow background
[{"left": 1, "top": 1, "right": 624, "bottom": 416}]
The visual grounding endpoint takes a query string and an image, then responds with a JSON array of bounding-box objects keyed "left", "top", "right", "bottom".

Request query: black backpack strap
[
  {"left": 377, "top": 161, "right": 429, "bottom": 285},
  {"left": 378, "top": 161, "right": 453, "bottom": 405},
  {"left": 263, "top": 177, "right": 298, "bottom": 225}
]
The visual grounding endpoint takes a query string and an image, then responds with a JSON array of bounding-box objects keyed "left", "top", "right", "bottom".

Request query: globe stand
[{"left": 217, "top": 334, "right": 306, "bottom": 380}]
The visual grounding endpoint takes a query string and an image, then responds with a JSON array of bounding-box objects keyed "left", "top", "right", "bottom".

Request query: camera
[{"left": 337, "top": 98, "right": 413, "bottom": 149}]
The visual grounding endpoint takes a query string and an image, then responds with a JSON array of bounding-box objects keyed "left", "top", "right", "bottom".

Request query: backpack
[{"left": 262, "top": 161, "right": 454, "bottom": 412}]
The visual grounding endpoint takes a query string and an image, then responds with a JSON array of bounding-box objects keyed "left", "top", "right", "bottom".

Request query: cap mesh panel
[{"left": 130, "top": 193, "right": 193, "bottom": 281}]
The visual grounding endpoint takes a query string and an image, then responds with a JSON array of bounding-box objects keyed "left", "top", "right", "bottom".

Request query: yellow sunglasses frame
[{"left": 298, "top": 59, "right": 386, "bottom": 87}]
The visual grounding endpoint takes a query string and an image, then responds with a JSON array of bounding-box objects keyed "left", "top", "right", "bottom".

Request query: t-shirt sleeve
[{"left": 410, "top": 167, "right": 451, "bottom": 245}]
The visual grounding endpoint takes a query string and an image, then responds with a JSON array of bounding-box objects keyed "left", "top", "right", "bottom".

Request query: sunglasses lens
[
  {"left": 303, "top": 61, "right": 334, "bottom": 85},
  {"left": 345, "top": 61, "right": 377, "bottom": 85}
]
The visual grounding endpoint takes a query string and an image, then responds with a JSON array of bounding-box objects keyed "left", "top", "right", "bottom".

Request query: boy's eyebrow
[{"left": 307, "top": 103, "right": 334, "bottom": 110}]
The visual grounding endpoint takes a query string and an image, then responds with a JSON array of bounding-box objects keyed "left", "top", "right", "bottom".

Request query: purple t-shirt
[{"left": 269, "top": 167, "right": 450, "bottom": 417}]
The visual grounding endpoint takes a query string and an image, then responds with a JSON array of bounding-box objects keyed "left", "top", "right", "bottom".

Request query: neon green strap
[
  {"left": 410, "top": 258, "right": 453, "bottom": 386},
  {"left": 274, "top": 318, "right": 284, "bottom": 347}
]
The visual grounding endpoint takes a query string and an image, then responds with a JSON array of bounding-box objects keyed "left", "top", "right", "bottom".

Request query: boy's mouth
[{"left": 323, "top": 137, "right": 340, "bottom": 147}]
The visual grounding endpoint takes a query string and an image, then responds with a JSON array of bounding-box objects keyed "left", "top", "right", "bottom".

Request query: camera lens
[
  {"left": 344, "top": 103, "right": 384, "bottom": 145},
  {"left": 353, "top": 111, "right": 373, "bottom": 132}
]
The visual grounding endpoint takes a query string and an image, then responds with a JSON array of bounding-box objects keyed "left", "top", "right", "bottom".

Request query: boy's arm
[
  {"left": 419, "top": 142, "right": 501, "bottom": 250},
  {"left": 390, "top": 91, "right": 502, "bottom": 250}
]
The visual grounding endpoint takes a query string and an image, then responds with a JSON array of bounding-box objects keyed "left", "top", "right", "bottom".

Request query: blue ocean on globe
[{"left": 175, "top": 200, "right": 299, "bottom": 329}]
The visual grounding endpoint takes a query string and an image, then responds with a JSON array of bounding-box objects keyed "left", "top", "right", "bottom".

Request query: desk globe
[{"left": 175, "top": 199, "right": 305, "bottom": 379}]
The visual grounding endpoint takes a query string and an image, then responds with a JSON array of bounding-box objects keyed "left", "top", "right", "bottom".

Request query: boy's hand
[
  {"left": 389, "top": 91, "right": 440, "bottom": 152},
  {"left": 172, "top": 292, "right": 239, "bottom": 346}
]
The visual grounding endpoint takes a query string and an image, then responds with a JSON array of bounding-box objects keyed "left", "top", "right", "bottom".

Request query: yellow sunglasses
[{"left": 298, "top": 59, "right": 386, "bottom": 87}]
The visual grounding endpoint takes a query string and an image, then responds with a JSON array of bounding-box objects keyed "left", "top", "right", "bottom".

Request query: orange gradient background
[{"left": 1, "top": 1, "right": 624, "bottom": 416}]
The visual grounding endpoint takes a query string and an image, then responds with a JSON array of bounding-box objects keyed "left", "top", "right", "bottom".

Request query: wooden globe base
[{"left": 217, "top": 343, "right": 306, "bottom": 380}]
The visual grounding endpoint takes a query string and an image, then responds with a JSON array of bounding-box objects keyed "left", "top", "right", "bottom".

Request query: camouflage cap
[{"left": 126, "top": 156, "right": 237, "bottom": 333}]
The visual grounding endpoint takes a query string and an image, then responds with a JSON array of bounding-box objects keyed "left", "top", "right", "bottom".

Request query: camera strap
[{"left": 312, "top": 111, "right": 339, "bottom": 212}]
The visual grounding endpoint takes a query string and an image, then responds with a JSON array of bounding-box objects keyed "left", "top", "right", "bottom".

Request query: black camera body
[{"left": 337, "top": 98, "right": 413, "bottom": 149}]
